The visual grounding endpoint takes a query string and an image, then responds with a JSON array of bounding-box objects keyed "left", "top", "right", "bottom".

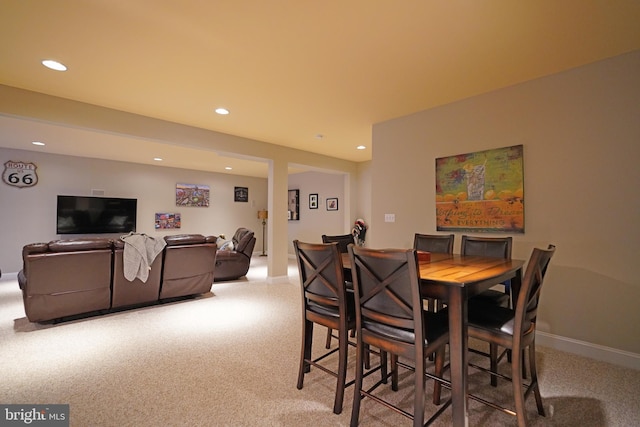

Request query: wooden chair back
[
  {"left": 321, "top": 234, "right": 355, "bottom": 254},
  {"left": 413, "top": 233, "right": 454, "bottom": 254}
]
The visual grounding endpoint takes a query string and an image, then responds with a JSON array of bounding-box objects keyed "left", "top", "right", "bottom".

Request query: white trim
[
  {"left": 0, "top": 271, "right": 18, "bottom": 281},
  {"left": 536, "top": 330, "right": 640, "bottom": 371},
  {"left": 266, "top": 275, "right": 290, "bottom": 285}
]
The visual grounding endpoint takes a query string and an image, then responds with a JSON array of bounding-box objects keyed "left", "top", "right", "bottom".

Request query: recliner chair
[
  {"left": 214, "top": 228, "right": 256, "bottom": 281},
  {"left": 160, "top": 234, "right": 218, "bottom": 299}
]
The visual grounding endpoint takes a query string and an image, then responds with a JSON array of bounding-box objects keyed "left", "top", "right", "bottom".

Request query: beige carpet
[{"left": 1, "top": 257, "right": 639, "bottom": 426}]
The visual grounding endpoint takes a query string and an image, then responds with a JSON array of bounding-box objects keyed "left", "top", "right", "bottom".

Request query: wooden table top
[{"left": 342, "top": 251, "right": 524, "bottom": 291}]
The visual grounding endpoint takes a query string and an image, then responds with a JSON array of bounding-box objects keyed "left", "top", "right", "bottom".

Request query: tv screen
[{"left": 56, "top": 195, "right": 137, "bottom": 235}]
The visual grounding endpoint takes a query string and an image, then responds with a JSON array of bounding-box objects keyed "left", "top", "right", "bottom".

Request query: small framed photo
[
  {"left": 309, "top": 193, "right": 318, "bottom": 209},
  {"left": 326, "top": 197, "right": 338, "bottom": 211},
  {"left": 234, "top": 186, "right": 248, "bottom": 202}
]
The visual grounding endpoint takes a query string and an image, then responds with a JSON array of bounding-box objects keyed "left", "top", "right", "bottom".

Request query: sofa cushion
[
  {"left": 164, "top": 234, "right": 206, "bottom": 246},
  {"left": 48, "top": 238, "right": 113, "bottom": 252}
]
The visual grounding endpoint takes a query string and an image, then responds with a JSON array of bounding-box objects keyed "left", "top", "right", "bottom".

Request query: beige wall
[
  {"left": 287, "top": 171, "right": 348, "bottom": 254},
  {"left": 370, "top": 51, "right": 640, "bottom": 357},
  {"left": 0, "top": 147, "right": 269, "bottom": 273},
  {"left": 0, "top": 86, "right": 359, "bottom": 280}
]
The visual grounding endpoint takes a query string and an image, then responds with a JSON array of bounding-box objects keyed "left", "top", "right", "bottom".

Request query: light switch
[{"left": 384, "top": 214, "right": 395, "bottom": 223}]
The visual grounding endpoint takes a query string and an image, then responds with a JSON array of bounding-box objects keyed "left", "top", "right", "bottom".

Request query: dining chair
[
  {"left": 348, "top": 246, "right": 450, "bottom": 427},
  {"left": 322, "top": 233, "right": 356, "bottom": 254},
  {"left": 461, "top": 235, "right": 520, "bottom": 381},
  {"left": 413, "top": 233, "right": 455, "bottom": 255},
  {"left": 293, "top": 240, "right": 355, "bottom": 414},
  {"left": 461, "top": 235, "right": 513, "bottom": 308},
  {"left": 413, "top": 233, "right": 454, "bottom": 312},
  {"left": 322, "top": 233, "right": 355, "bottom": 348},
  {"left": 462, "top": 245, "right": 556, "bottom": 427}
]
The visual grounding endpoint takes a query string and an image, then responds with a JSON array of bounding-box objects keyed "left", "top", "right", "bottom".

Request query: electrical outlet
[{"left": 384, "top": 214, "right": 395, "bottom": 223}]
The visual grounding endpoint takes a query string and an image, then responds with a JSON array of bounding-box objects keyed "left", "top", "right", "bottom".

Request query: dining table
[{"left": 342, "top": 251, "right": 525, "bottom": 427}]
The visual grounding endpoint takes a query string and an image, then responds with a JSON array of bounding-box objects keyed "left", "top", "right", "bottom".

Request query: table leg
[{"left": 447, "top": 286, "right": 469, "bottom": 427}]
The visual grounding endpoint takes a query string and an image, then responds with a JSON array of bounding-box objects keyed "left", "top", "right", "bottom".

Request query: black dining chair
[
  {"left": 348, "top": 245, "right": 450, "bottom": 427},
  {"left": 293, "top": 240, "right": 355, "bottom": 414},
  {"left": 461, "top": 235, "right": 513, "bottom": 308},
  {"left": 461, "top": 235, "right": 520, "bottom": 382},
  {"left": 413, "top": 233, "right": 454, "bottom": 312},
  {"left": 322, "top": 233, "right": 356, "bottom": 254},
  {"left": 461, "top": 245, "right": 556, "bottom": 427},
  {"left": 322, "top": 233, "right": 355, "bottom": 348}
]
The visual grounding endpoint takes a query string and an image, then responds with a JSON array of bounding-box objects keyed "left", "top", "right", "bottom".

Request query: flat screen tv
[{"left": 56, "top": 195, "right": 137, "bottom": 235}]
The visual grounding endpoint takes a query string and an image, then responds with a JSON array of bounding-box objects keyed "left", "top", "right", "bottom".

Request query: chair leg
[
  {"left": 333, "top": 326, "right": 349, "bottom": 414},
  {"left": 325, "top": 327, "right": 333, "bottom": 349},
  {"left": 364, "top": 344, "right": 371, "bottom": 370},
  {"left": 391, "top": 353, "right": 399, "bottom": 391},
  {"left": 413, "top": 355, "right": 426, "bottom": 427},
  {"left": 381, "top": 349, "right": 388, "bottom": 384},
  {"left": 511, "top": 344, "right": 528, "bottom": 427},
  {"left": 350, "top": 338, "right": 366, "bottom": 427},
  {"left": 490, "top": 343, "right": 499, "bottom": 387},
  {"left": 529, "top": 341, "right": 546, "bottom": 416},
  {"left": 432, "top": 346, "right": 446, "bottom": 405},
  {"left": 298, "top": 319, "right": 313, "bottom": 388}
]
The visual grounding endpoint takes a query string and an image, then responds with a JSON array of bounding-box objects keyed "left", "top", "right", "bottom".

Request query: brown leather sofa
[
  {"left": 160, "top": 234, "right": 218, "bottom": 299},
  {"left": 18, "top": 238, "right": 113, "bottom": 322},
  {"left": 18, "top": 234, "right": 218, "bottom": 322},
  {"left": 214, "top": 228, "right": 256, "bottom": 281},
  {"left": 112, "top": 239, "right": 163, "bottom": 309}
]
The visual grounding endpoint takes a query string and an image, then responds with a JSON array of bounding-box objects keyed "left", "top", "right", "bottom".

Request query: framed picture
[
  {"left": 234, "top": 186, "right": 248, "bottom": 202},
  {"left": 309, "top": 193, "right": 318, "bottom": 209},
  {"left": 435, "top": 144, "right": 524, "bottom": 233},
  {"left": 155, "top": 212, "right": 181, "bottom": 229},
  {"left": 288, "top": 189, "right": 300, "bottom": 220},
  {"left": 176, "top": 183, "right": 210, "bottom": 207},
  {"left": 326, "top": 197, "right": 338, "bottom": 211}
]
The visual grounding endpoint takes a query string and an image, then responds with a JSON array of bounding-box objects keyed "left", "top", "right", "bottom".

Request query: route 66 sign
[{"left": 3, "top": 161, "right": 38, "bottom": 188}]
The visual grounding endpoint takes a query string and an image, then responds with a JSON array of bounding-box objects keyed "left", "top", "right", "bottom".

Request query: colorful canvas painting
[
  {"left": 436, "top": 145, "right": 524, "bottom": 233},
  {"left": 176, "top": 183, "right": 210, "bottom": 207},
  {"left": 155, "top": 213, "right": 181, "bottom": 229}
]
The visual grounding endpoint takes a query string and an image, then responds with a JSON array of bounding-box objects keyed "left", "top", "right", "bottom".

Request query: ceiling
[{"left": 1, "top": 1, "right": 639, "bottom": 177}]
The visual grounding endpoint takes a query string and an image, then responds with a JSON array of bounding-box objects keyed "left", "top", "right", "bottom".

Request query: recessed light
[
  {"left": 32, "top": 141, "right": 45, "bottom": 146},
  {"left": 356, "top": 145, "right": 366, "bottom": 150},
  {"left": 225, "top": 166, "right": 232, "bottom": 170},
  {"left": 215, "top": 108, "right": 230, "bottom": 115},
  {"left": 42, "top": 60, "right": 67, "bottom": 71},
  {"left": 153, "top": 157, "right": 163, "bottom": 161}
]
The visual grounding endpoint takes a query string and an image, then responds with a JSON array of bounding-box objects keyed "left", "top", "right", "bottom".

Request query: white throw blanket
[{"left": 120, "top": 233, "right": 166, "bottom": 283}]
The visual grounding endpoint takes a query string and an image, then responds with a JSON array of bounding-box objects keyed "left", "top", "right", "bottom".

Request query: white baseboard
[
  {"left": 266, "top": 275, "right": 290, "bottom": 285},
  {"left": 536, "top": 330, "right": 640, "bottom": 371},
  {"left": 0, "top": 271, "right": 18, "bottom": 281}
]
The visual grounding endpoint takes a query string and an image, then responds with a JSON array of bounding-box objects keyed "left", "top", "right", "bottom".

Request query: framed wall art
[
  {"left": 435, "top": 144, "right": 524, "bottom": 233},
  {"left": 288, "top": 189, "right": 299, "bottom": 220},
  {"left": 234, "top": 186, "right": 248, "bottom": 202},
  {"left": 326, "top": 197, "right": 338, "bottom": 211},
  {"left": 176, "top": 183, "right": 210, "bottom": 207},
  {"left": 309, "top": 193, "right": 318, "bottom": 209},
  {"left": 155, "top": 212, "right": 181, "bottom": 229}
]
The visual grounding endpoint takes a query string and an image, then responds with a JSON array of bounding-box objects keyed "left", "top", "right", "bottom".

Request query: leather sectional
[{"left": 18, "top": 234, "right": 218, "bottom": 323}]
